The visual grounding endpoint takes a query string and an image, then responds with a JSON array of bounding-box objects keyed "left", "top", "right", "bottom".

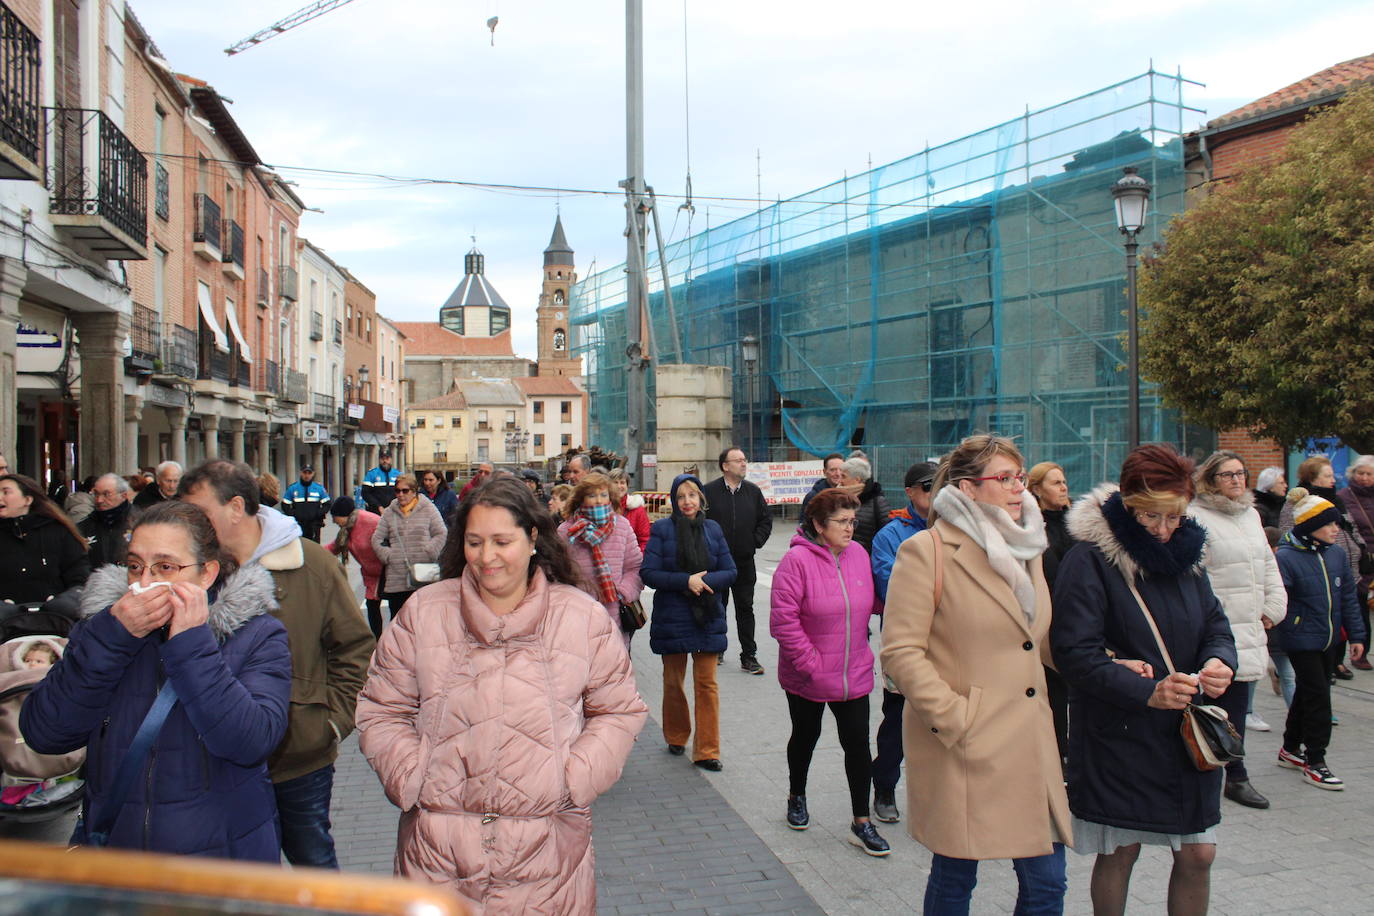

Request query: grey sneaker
[
  {"left": 741, "top": 655, "right": 765, "bottom": 675},
  {"left": 786, "top": 795, "right": 809, "bottom": 830},
  {"left": 873, "top": 789, "right": 901, "bottom": 823}
]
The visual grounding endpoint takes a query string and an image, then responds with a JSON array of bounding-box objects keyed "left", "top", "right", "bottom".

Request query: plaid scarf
[{"left": 568, "top": 512, "right": 619, "bottom": 604}]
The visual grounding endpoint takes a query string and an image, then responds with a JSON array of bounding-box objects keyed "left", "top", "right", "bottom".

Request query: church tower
[
  {"left": 535, "top": 216, "right": 582, "bottom": 377},
  {"left": 438, "top": 245, "right": 512, "bottom": 338}
]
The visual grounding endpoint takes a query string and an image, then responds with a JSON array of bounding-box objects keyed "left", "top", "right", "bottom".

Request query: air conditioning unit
[{"left": 301, "top": 423, "right": 321, "bottom": 443}]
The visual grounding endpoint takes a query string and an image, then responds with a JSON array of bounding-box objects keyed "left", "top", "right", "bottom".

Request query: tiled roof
[
  {"left": 410, "top": 390, "right": 468, "bottom": 410},
  {"left": 1209, "top": 52, "right": 1374, "bottom": 129},
  {"left": 393, "top": 322, "right": 517, "bottom": 357},
  {"left": 513, "top": 375, "right": 583, "bottom": 396},
  {"left": 456, "top": 378, "right": 524, "bottom": 406}
]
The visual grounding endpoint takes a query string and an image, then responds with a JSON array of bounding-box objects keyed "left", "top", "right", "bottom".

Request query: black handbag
[
  {"left": 1121, "top": 573, "right": 1244, "bottom": 772},
  {"left": 618, "top": 598, "right": 646, "bottom": 633}
]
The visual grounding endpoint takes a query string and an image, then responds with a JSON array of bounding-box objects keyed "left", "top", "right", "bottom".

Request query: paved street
[{"left": 10, "top": 517, "right": 1374, "bottom": 915}]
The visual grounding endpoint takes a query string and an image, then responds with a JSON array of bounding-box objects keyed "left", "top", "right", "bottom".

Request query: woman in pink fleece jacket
[
  {"left": 769, "top": 487, "right": 889, "bottom": 857},
  {"left": 558, "top": 472, "right": 644, "bottom": 648}
]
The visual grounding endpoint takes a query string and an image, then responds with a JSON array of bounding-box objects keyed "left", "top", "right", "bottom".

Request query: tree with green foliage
[{"left": 1140, "top": 87, "right": 1374, "bottom": 452}]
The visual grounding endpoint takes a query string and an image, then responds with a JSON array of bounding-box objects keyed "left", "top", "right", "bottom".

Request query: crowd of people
[{"left": 2, "top": 435, "right": 1370, "bottom": 914}]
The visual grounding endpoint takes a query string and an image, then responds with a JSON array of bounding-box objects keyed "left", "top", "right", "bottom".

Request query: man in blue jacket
[
  {"left": 868, "top": 460, "right": 936, "bottom": 824},
  {"left": 1275, "top": 489, "right": 1368, "bottom": 790},
  {"left": 281, "top": 465, "right": 330, "bottom": 542},
  {"left": 361, "top": 451, "right": 401, "bottom": 513}
]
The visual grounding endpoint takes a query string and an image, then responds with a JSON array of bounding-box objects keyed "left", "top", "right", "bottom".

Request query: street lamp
[
  {"left": 357, "top": 363, "right": 370, "bottom": 399},
  {"left": 505, "top": 427, "right": 530, "bottom": 467},
  {"left": 1112, "top": 166, "right": 1151, "bottom": 450},
  {"left": 741, "top": 334, "right": 759, "bottom": 459}
]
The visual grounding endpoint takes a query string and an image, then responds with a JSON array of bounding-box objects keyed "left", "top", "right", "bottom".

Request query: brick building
[{"left": 1185, "top": 52, "right": 1374, "bottom": 474}]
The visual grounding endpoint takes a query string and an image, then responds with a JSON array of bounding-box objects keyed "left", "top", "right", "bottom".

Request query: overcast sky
[{"left": 130, "top": 0, "right": 1374, "bottom": 359}]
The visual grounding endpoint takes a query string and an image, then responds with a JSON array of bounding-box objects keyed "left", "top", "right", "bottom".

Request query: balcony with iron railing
[
  {"left": 257, "top": 267, "right": 270, "bottom": 306},
  {"left": 125, "top": 304, "right": 160, "bottom": 376},
  {"left": 282, "top": 368, "right": 308, "bottom": 403},
  {"left": 193, "top": 193, "right": 220, "bottom": 261},
  {"left": 198, "top": 345, "right": 231, "bottom": 384},
  {"left": 46, "top": 107, "right": 147, "bottom": 259},
  {"left": 278, "top": 264, "right": 298, "bottom": 301},
  {"left": 159, "top": 324, "right": 197, "bottom": 379},
  {"left": 332, "top": 319, "right": 343, "bottom": 345},
  {"left": 222, "top": 220, "right": 245, "bottom": 279},
  {"left": 0, "top": 4, "right": 42, "bottom": 182},
  {"left": 234, "top": 357, "right": 251, "bottom": 389},
  {"left": 311, "top": 393, "right": 335, "bottom": 423},
  {"left": 310, "top": 311, "right": 323, "bottom": 341},
  {"left": 263, "top": 359, "right": 279, "bottom": 396}
]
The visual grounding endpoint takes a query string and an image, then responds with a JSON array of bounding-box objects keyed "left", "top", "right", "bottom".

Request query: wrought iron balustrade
[
  {"left": 310, "top": 311, "right": 323, "bottom": 341},
  {"left": 130, "top": 304, "right": 160, "bottom": 363},
  {"left": 257, "top": 267, "right": 270, "bottom": 303},
  {"left": 332, "top": 319, "right": 342, "bottom": 345},
  {"left": 0, "top": 4, "right": 41, "bottom": 173},
  {"left": 235, "top": 357, "right": 251, "bottom": 389},
  {"left": 311, "top": 393, "right": 335, "bottom": 423},
  {"left": 45, "top": 106, "right": 147, "bottom": 252},
  {"left": 264, "top": 359, "right": 279, "bottom": 394},
  {"left": 193, "top": 193, "right": 220, "bottom": 248},
  {"left": 278, "top": 265, "right": 298, "bottom": 301},
  {"left": 162, "top": 324, "right": 197, "bottom": 378},
  {"left": 154, "top": 162, "right": 169, "bottom": 220},
  {"left": 199, "top": 346, "right": 231, "bottom": 383},
  {"left": 224, "top": 220, "right": 244, "bottom": 267},
  {"left": 283, "top": 368, "right": 308, "bottom": 404}
]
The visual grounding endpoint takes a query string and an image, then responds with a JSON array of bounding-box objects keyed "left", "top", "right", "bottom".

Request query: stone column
[
  {"left": 71, "top": 310, "right": 129, "bottom": 478},
  {"left": 256, "top": 425, "right": 270, "bottom": 473},
  {"left": 124, "top": 396, "right": 143, "bottom": 473},
  {"left": 166, "top": 407, "right": 188, "bottom": 467},
  {"left": 310, "top": 442, "right": 323, "bottom": 476},
  {"left": 229, "top": 418, "right": 246, "bottom": 463},
  {"left": 202, "top": 414, "right": 221, "bottom": 459},
  {"left": 0, "top": 258, "right": 25, "bottom": 467},
  {"left": 280, "top": 427, "right": 296, "bottom": 480}
]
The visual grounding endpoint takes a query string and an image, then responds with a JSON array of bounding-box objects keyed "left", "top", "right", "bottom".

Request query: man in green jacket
[{"left": 181, "top": 459, "right": 375, "bottom": 868}]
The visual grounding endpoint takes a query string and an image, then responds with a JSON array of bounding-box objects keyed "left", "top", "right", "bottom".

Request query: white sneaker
[{"left": 1246, "top": 713, "right": 1271, "bottom": 732}]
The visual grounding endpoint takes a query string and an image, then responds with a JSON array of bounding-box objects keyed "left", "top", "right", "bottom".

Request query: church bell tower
[{"left": 535, "top": 215, "right": 582, "bottom": 377}]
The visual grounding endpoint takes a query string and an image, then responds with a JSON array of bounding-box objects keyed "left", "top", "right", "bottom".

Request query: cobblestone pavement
[{"left": 11, "top": 517, "right": 1374, "bottom": 916}]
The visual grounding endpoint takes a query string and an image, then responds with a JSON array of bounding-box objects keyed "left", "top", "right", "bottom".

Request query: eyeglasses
[
  {"left": 826, "top": 517, "right": 857, "bottom": 528},
  {"left": 125, "top": 560, "right": 203, "bottom": 579},
  {"left": 920, "top": 481, "right": 933, "bottom": 492},
  {"left": 966, "top": 472, "right": 1028, "bottom": 490},
  {"left": 1215, "top": 470, "right": 1247, "bottom": 481},
  {"left": 1134, "top": 511, "right": 1184, "bottom": 530},
  {"left": 395, "top": 487, "right": 413, "bottom": 494}
]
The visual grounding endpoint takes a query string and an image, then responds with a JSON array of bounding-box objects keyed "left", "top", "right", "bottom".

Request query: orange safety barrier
[{"left": 639, "top": 491, "right": 672, "bottom": 521}]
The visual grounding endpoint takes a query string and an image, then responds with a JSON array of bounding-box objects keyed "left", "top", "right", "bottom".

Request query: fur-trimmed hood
[
  {"left": 2, "top": 634, "right": 65, "bottom": 673},
  {"left": 1191, "top": 489, "right": 1254, "bottom": 517},
  {"left": 1066, "top": 484, "right": 1207, "bottom": 580},
  {"left": 79, "top": 563, "right": 279, "bottom": 643}
]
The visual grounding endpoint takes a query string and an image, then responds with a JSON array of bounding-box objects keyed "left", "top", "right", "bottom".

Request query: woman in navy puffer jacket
[
  {"left": 642, "top": 474, "right": 735, "bottom": 771},
  {"left": 21, "top": 501, "right": 291, "bottom": 860},
  {"left": 770, "top": 487, "right": 887, "bottom": 855}
]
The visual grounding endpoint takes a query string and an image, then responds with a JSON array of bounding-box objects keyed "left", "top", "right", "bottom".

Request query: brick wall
[{"left": 1217, "top": 428, "right": 1285, "bottom": 475}]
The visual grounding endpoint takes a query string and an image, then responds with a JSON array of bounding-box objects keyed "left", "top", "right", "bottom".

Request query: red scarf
[{"left": 567, "top": 513, "right": 619, "bottom": 604}]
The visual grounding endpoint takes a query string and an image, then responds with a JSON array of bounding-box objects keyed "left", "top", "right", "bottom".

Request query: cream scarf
[{"left": 932, "top": 485, "right": 1047, "bottom": 624}]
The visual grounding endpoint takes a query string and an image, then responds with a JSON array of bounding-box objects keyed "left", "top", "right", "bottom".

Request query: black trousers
[
  {"left": 1284, "top": 649, "right": 1334, "bottom": 765},
  {"left": 786, "top": 692, "right": 872, "bottom": 818},
  {"left": 871, "top": 688, "right": 905, "bottom": 794},
  {"left": 1213, "top": 677, "right": 1250, "bottom": 782},
  {"left": 720, "top": 555, "right": 758, "bottom": 659},
  {"left": 365, "top": 598, "right": 384, "bottom": 639},
  {"left": 378, "top": 590, "right": 414, "bottom": 635}
]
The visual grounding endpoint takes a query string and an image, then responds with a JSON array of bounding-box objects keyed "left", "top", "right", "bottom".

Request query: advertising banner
[{"left": 746, "top": 460, "right": 824, "bottom": 505}]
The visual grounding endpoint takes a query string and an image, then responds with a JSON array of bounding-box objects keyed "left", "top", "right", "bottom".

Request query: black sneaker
[
  {"left": 786, "top": 795, "right": 809, "bottom": 830},
  {"left": 1303, "top": 762, "right": 1345, "bottom": 790},
  {"left": 848, "top": 821, "right": 891, "bottom": 857},
  {"left": 873, "top": 789, "right": 901, "bottom": 823},
  {"left": 741, "top": 655, "right": 765, "bottom": 676}
]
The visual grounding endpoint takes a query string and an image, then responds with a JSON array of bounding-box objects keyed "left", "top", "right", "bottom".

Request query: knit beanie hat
[
  {"left": 1287, "top": 487, "right": 1341, "bottom": 536},
  {"left": 330, "top": 496, "right": 356, "bottom": 517}
]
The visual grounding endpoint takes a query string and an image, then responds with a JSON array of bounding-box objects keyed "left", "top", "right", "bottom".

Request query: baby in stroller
[{"left": 0, "top": 633, "right": 85, "bottom": 817}]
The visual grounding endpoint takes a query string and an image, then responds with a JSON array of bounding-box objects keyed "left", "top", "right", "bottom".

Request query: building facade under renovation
[{"left": 570, "top": 71, "right": 1217, "bottom": 489}]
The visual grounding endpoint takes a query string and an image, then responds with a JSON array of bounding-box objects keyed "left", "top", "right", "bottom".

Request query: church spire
[{"left": 543, "top": 215, "right": 573, "bottom": 268}]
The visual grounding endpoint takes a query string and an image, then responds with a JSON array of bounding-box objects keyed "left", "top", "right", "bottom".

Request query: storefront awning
[
  {"left": 224, "top": 304, "right": 252, "bottom": 362},
  {"left": 197, "top": 284, "right": 230, "bottom": 353}
]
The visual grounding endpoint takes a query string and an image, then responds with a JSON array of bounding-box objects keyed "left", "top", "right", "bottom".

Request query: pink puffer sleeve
[
  {"left": 564, "top": 605, "right": 648, "bottom": 807},
  {"left": 356, "top": 599, "right": 429, "bottom": 811}
]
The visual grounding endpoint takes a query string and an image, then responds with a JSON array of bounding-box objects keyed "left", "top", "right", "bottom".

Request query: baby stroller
[{"left": 0, "top": 600, "right": 85, "bottom": 823}]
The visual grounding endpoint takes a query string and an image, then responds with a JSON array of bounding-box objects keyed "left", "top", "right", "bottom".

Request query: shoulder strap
[
  {"left": 930, "top": 526, "right": 944, "bottom": 610},
  {"left": 86, "top": 679, "right": 179, "bottom": 847},
  {"left": 1119, "top": 569, "right": 1178, "bottom": 675}
]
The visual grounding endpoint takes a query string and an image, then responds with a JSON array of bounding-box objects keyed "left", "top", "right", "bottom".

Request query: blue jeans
[
  {"left": 275, "top": 764, "right": 338, "bottom": 869},
  {"left": 924, "top": 844, "right": 1066, "bottom": 915},
  {"left": 1271, "top": 650, "right": 1297, "bottom": 707}
]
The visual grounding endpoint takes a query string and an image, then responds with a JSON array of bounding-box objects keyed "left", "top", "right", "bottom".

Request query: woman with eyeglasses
[
  {"left": 880, "top": 434, "right": 1069, "bottom": 913},
  {"left": 0, "top": 473, "right": 90, "bottom": 614},
  {"left": 1187, "top": 451, "right": 1286, "bottom": 810},
  {"left": 21, "top": 500, "right": 291, "bottom": 859},
  {"left": 371, "top": 473, "right": 448, "bottom": 624},
  {"left": 1051, "top": 444, "right": 1237, "bottom": 916},
  {"left": 771, "top": 487, "right": 888, "bottom": 855}
]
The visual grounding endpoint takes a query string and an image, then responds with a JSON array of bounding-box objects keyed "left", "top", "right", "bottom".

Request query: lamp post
[
  {"left": 741, "top": 334, "right": 759, "bottom": 459},
  {"left": 1112, "top": 166, "right": 1151, "bottom": 451},
  {"left": 505, "top": 427, "right": 530, "bottom": 467},
  {"left": 357, "top": 363, "right": 370, "bottom": 400}
]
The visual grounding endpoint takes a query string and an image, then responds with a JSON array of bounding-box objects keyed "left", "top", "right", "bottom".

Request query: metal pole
[
  {"left": 621, "top": 0, "right": 647, "bottom": 481},
  {"left": 747, "top": 366, "right": 755, "bottom": 460},
  {"left": 1125, "top": 230, "right": 1140, "bottom": 451}
]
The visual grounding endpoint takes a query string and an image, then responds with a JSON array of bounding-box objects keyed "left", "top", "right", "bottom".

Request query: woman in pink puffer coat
[
  {"left": 769, "top": 487, "right": 888, "bottom": 856},
  {"left": 557, "top": 472, "right": 643, "bottom": 649},
  {"left": 356, "top": 478, "right": 647, "bottom": 914}
]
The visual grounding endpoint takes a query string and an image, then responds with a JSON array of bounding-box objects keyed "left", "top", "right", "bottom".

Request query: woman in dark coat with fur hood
[
  {"left": 21, "top": 501, "right": 291, "bottom": 860},
  {"left": 1051, "top": 445, "right": 1237, "bottom": 916}
]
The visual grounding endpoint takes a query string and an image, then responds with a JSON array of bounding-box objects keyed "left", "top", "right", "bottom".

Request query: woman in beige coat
[
  {"left": 880, "top": 434, "right": 1071, "bottom": 914},
  {"left": 370, "top": 473, "right": 447, "bottom": 624},
  {"left": 356, "top": 477, "right": 647, "bottom": 914}
]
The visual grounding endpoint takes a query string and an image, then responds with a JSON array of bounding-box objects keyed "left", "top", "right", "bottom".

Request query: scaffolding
[{"left": 570, "top": 70, "right": 1216, "bottom": 490}]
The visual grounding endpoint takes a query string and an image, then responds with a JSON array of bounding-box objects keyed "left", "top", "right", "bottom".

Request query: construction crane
[{"left": 224, "top": 0, "right": 363, "bottom": 55}]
